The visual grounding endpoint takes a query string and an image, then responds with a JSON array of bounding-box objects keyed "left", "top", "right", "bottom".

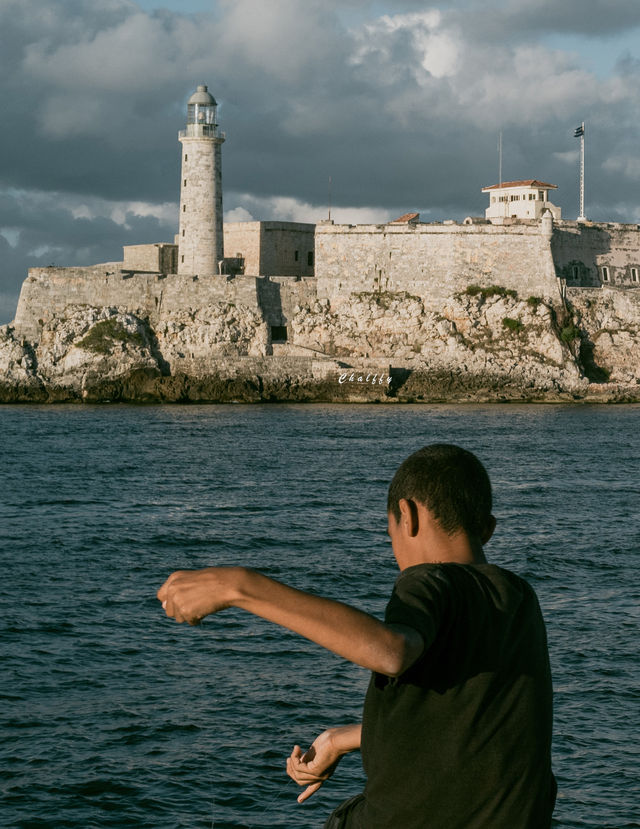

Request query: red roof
[
  {"left": 481, "top": 179, "right": 557, "bottom": 191},
  {"left": 390, "top": 212, "right": 420, "bottom": 223}
]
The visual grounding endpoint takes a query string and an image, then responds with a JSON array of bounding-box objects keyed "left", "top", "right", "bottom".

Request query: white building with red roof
[{"left": 482, "top": 180, "right": 562, "bottom": 222}]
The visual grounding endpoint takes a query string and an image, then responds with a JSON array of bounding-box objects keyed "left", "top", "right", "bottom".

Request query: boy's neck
[
  {"left": 403, "top": 530, "right": 487, "bottom": 569},
  {"left": 390, "top": 501, "right": 494, "bottom": 571}
]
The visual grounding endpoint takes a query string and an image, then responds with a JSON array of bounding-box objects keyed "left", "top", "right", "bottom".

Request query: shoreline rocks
[{"left": 1, "top": 291, "right": 639, "bottom": 404}]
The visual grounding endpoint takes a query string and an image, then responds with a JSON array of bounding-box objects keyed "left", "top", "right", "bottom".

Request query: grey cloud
[
  {"left": 497, "top": 0, "right": 640, "bottom": 37},
  {"left": 452, "top": 0, "right": 640, "bottom": 42},
  {"left": 1, "top": 0, "right": 639, "bottom": 323},
  {"left": 0, "top": 189, "right": 176, "bottom": 322}
]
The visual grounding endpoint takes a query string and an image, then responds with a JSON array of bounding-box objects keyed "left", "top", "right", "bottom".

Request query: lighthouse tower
[{"left": 178, "top": 84, "right": 225, "bottom": 277}]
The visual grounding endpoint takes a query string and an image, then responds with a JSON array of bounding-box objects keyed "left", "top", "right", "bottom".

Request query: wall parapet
[{"left": 315, "top": 219, "right": 561, "bottom": 309}]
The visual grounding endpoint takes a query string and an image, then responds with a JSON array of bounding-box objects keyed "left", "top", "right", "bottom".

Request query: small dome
[{"left": 188, "top": 84, "right": 217, "bottom": 107}]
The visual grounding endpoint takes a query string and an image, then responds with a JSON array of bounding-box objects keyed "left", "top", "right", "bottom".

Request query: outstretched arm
[
  {"left": 287, "top": 724, "right": 362, "bottom": 803},
  {"left": 157, "top": 567, "right": 424, "bottom": 677}
]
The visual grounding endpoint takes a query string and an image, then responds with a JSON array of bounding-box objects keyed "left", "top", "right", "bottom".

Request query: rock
[
  {"left": 568, "top": 288, "right": 640, "bottom": 385},
  {"left": 0, "top": 326, "right": 46, "bottom": 401},
  {"left": 2, "top": 287, "right": 639, "bottom": 404},
  {"left": 33, "top": 306, "right": 162, "bottom": 399},
  {"left": 155, "top": 303, "right": 269, "bottom": 371}
]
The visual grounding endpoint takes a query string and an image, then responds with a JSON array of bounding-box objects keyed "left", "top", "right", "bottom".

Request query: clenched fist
[{"left": 157, "top": 567, "right": 244, "bottom": 625}]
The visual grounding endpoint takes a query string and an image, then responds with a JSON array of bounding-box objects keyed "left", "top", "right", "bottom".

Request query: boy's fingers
[{"left": 298, "top": 782, "right": 322, "bottom": 803}]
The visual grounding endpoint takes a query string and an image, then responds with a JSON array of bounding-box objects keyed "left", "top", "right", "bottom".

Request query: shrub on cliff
[
  {"left": 77, "top": 318, "right": 145, "bottom": 354},
  {"left": 464, "top": 284, "right": 518, "bottom": 300},
  {"left": 502, "top": 317, "right": 524, "bottom": 334},
  {"left": 560, "top": 323, "right": 581, "bottom": 343},
  {"left": 351, "top": 290, "right": 421, "bottom": 310}
]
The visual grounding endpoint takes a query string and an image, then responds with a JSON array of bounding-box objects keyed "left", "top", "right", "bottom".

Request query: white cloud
[
  {"left": 0, "top": 229, "right": 20, "bottom": 247},
  {"left": 226, "top": 192, "right": 390, "bottom": 224},
  {"left": 357, "top": 11, "right": 458, "bottom": 80},
  {"left": 8, "top": 189, "right": 177, "bottom": 229},
  {"left": 111, "top": 201, "right": 178, "bottom": 226},
  {"left": 349, "top": 9, "right": 459, "bottom": 87},
  {"left": 224, "top": 206, "right": 255, "bottom": 222},
  {"left": 553, "top": 150, "right": 579, "bottom": 164}
]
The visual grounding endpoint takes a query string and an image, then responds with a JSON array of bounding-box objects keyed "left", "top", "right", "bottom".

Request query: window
[
  {"left": 572, "top": 266, "right": 579, "bottom": 279},
  {"left": 182, "top": 229, "right": 185, "bottom": 237},
  {"left": 294, "top": 250, "right": 299, "bottom": 262},
  {"left": 529, "top": 193, "right": 536, "bottom": 200},
  {"left": 601, "top": 266, "right": 610, "bottom": 283},
  {"left": 181, "top": 255, "right": 184, "bottom": 263},
  {"left": 271, "top": 325, "right": 287, "bottom": 342},
  {"left": 307, "top": 251, "right": 314, "bottom": 267},
  {"left": 631, "top": 267, "right": 639, "bottom": 283},
  {"left": 184, "top": 154, "right": 188, "bottom": 161},
  {"left": 183, "top": 179, "right": 187, "bottom": 187},
  {"left": 183, "top": 205, "right": 186, "bottom": 212}
]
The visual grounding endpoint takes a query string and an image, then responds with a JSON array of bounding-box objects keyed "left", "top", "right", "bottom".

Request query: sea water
[{"left": 1, "top": 404, "right": 638, "bottom": 829}]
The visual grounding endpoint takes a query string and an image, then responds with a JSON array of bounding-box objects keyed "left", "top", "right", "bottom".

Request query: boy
[{"left": 158, "top": 444, "right": 556, "bottom": 828}]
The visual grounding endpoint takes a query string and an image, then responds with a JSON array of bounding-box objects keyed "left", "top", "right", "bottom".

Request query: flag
[{"left": 574, "top": 124, "right": 585, "bottom": 138}]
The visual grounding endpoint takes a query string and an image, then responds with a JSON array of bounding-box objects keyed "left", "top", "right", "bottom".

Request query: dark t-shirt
[{"left": 352, "top": 563, "right": 556, "bottom": 829}]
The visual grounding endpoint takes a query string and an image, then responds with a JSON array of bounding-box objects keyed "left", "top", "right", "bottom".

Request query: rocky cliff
[{"left": 1, "top": 286, "right": 639, "bottom": 403}]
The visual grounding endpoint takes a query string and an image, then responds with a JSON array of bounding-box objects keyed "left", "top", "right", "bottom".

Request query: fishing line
[{"left": 208, "top": 718, "right": 313, "bottom": 827}]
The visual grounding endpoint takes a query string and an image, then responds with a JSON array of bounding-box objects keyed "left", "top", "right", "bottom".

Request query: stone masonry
[{"left": 315, "top": 216, "right": 559, "bottom": 310}]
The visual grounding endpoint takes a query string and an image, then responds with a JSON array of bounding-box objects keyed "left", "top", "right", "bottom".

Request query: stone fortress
[{"left": 5, "top": 84, "right": 640, "bottom": 402}]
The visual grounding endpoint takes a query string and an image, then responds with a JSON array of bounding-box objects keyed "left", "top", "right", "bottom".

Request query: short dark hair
[{"left": 387, "top": 444, "right": 492, "bottom": 538}]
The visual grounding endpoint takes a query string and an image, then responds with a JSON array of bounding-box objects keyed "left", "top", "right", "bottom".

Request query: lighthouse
[{"left": 177, "top": 84, "right": 225, "bottom": 277}]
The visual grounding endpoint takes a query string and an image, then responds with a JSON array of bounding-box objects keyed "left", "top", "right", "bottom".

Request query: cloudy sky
[{"left": 1, "top": 0, "right": 640, "bottom": 322}]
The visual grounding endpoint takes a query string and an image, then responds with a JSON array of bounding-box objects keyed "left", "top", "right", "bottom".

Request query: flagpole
[{"left": 577, "top": 121, "right": 586, "bottom": 221}]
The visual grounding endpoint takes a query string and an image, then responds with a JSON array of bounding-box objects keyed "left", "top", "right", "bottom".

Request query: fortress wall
[
  {"left": 178, "top": 354, "right": 318, "bottom": 377},
  {"left": 224, "top": 222, "right": 262, "bottom": 275},
  {"left": 157, "top": 273, "right": 260, "bottom": 316},
  {"left": 552, "top": 222, "right": 640, "bottom": 287},
  {"left": 260, "top": 223, "right": 315, "bottom": 277},
  {"left": 12, "top": 268, "right": 261, "bottom": 341},
  {"left": 255, "top": 276, "right": 318, "bottom": 329},
  {"left": 315, "top": 222, "right": 560, "bottom": 308},
  {"left": 223, "top": 221, "right": 315, "bottom": 277},
  {"left": 566, "top": 283, "right": 640, "bottom": 317},
  {"left": 278, "top": 276, "right": 317, "bottom": 319},
  {"left": 122, "top": 244, "right": 178, "bottom": 273}
]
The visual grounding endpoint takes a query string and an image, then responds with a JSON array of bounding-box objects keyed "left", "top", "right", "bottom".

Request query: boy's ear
[
  {"left": 398, "top": 498, "right": 420, "bottom": 536},
  {"left": 481, "top": 515, "right": 497, "bottom": 545}
]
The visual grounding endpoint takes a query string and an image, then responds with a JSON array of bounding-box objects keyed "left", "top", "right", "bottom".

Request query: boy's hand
[
  {"left": 157, "top": 567, "right": 240, "bottom": 625},
  {"left": 287, "top": 724, "right": 362, "bottom": 803},
  {"left": 287, "top": 731, "right": 342, "bottom": 802}
]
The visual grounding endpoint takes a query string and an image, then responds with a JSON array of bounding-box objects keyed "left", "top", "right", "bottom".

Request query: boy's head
[{"left": 387, "top": 444, "right": 493, "bottom": 540}]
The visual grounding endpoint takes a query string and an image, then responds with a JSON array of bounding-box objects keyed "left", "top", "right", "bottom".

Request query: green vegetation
[
  {"left": 77, "top": 318, "right": 144, "bottom": 354},
  {"left": 526, "top": 296, "right": 543, "bottom": 308},
  {"left": 464, "top": 284, "right": 518, "bottom": 300},
  {"left": 502, "top": 317, "right": 524, "bottom": 334},
  {"left": 352, "top": 290, "right": 421, "bottom": 309},
  {"left": 560, "top": 323, "right": 581, "bottom": 343}
]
